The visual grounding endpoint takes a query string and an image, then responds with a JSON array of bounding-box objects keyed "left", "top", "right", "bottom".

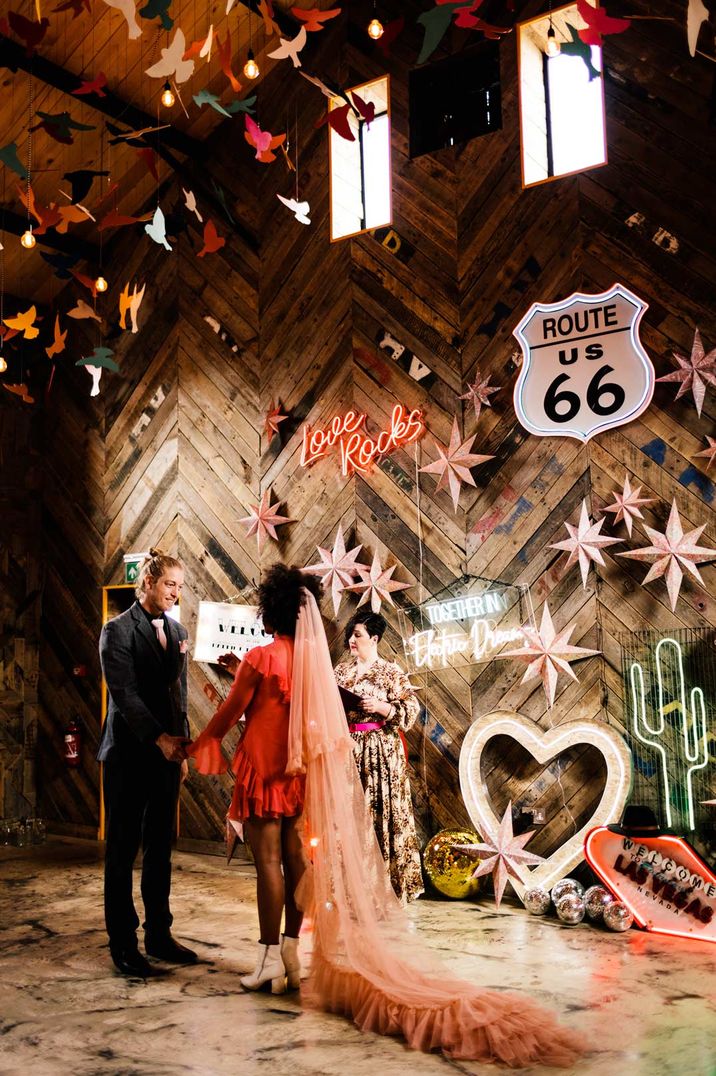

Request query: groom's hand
[{"left": 156, "top": 733, "right": 190, "bottom": 763}]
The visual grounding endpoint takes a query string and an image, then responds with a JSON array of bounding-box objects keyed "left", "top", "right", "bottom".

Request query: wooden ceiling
[{"left": 0, "top": 0, "right": 336, "bottom": 302}]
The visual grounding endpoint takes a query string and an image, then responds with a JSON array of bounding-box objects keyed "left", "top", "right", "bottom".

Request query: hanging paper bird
[
  {"left": 687, "top": 0, "right": 709, "bottom": 56},
  {"left": 31, "top": 110, "right": 96, "bottom": 145},
  {"left": 7, "top": 11, "right": 50, "bottom": 55},
  {"left": 575, "top": 0, "right": 630, "bottom": 46},
  {"left": 216, "top": 28, "right": 242, "bottom": 93},
  {"left": 277, "top": 193, "right": 311, "bottom": 225},
  {"left": 55, "top": 204, "right": 90, "bottom": 232},
  {"left": 99, "top": 206, "right": 150, "bottom": 230},
  {"left": 40, "top": 251, "right": 79, "bottom": 279},
  {"left": 560, "top": 23, "right": 601, "bottom": 79},
  {"left": 145, "top": 206, "right": 173, "bottom": 250},
  {"left": 105, "top": 121, "right": 169, "bottom": 145},
  {"left": 3, "top": 383, "right": 35, "bottom": 404},
  {"left": 70, "top": 268, "right": 99, "bottom": 296},
  {"left": 182, "top": 188, "right": 203, "bottom": 223},
  {"left": 417, "top": 3, "right": 465, "bottom": 65},
  {"left": 72, "top": 71, "right": 109, "bottom": 97},
  {"left": 197, "top": 219, "right": 225, "bottom": 257},
  {"left": 77, "top": 346, "right": 119, "bottom": 371},
  {"left": 138, "top": 0, "right": 173, "bottom": 31},
  {"left": 63, "top": 169, "right": 110, "bottom": 204},
  {"left": 351, "top": 91, "right": 375, "bottom": 126},
  {"left": 136, "top": 147, "right": 159, "bottom": 180},
  {"left": 102, "top": 0, "right": 142, "bottom": 39},
  {"left": 375, "top": 16, "right": 404, "bottom": 56},
  {"left": 211, "top": 181, "right": 236, "bottom": 225},
  {"left": 193, "top": 89, "right": 232, "bottom": 117},
  {"left": 0, "top": 142, "right": 28, "bottom": 180},
  {"left": 45, "top": 315, "right": 67, "bottom": 359},
  {"left": 244, "top": 115, "right": 287, "bottom": 162},
  {"left": 267, "top": 25, "right": 308, "bottom": 68},
  {"left": 327, "top": 103, "right": 355, "bottom": 142},
  {"left": 53, "top": 0, "right": 92, "bottom": 16},
  {"left": 454, "top": 7, "right": 510, "bottom": 35},
  {"left": 119, "top": 282, "right": 146, "bottom": 332},
  {"left": 67, "top": 299, "right": 103, "bottom": 322},
  {"left": 145, "top": 30, "right": 194, "bottom": 83},
  {"left": 17, "top": 184, "right": 61, "bottom": 233},
  {"left": 290, "top": 6, "right": 340, "bottom": 32},
  {"left": 3, "top": 306, "right": 40, "bottom": 340},
  {"left": 226, "top": 94, "right": 257, "bottom": 115},
  {"left": 258, "top": 0, "right": 280, "bottom": 37},
  {"left": 183, "top": 24, "right": 213, "bottom": 60}
]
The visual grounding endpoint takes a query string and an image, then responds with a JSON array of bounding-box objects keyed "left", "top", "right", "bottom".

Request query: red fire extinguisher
[{"left": 64, "top": 719, "right": 81, "bottom": 767}]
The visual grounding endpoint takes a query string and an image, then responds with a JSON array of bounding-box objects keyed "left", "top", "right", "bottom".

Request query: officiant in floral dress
[{"left": 334, "top": 609, "right": 424, "bottom": 903}]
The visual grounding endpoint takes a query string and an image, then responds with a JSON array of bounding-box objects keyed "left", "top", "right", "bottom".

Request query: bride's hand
[{"left": 217, "top": 652, "right": 240, "bottom": 676}]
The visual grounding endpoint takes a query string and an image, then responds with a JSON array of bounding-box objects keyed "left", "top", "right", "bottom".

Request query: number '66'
[{"left": 544, "top": 365, "right": 626, "bottom": 423}]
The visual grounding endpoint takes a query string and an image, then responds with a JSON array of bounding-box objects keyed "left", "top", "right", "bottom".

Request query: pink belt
[{"left": 349, "top": 721, "right": 384, "bottom": 733}]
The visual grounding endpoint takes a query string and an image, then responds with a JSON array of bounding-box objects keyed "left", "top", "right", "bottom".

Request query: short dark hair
[
  {"left": 344, "top": 609, "right": 387, "bottom": 648},
  {"left": 258, "top": 563, "right": 322, "bottom": 637}
]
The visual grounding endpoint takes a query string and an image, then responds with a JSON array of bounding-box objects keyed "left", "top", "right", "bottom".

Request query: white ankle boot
[
  {"left": 240, "top": 943, "right": 286, "bottom": 994},
  {"left": 280, "top": 934, "right": 300, "bottom": 989}
]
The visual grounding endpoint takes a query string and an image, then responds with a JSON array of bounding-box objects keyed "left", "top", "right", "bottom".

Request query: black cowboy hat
[{"left": 607, "top": 804, "right": 662, "bottom": 838}]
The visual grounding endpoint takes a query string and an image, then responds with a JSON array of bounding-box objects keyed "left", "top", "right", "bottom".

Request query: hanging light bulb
[
  {"left": 367, "top": 16, "right": 384, "bottom": 39},
  {"left": 20, "top": 228, "right": 35, "bottom": 249},
  {"left": 243, "top": 48, "right": 260, "bottom": 80},
  {"left": 161, "top": 81, "right": 175, "bottom": 108},
  {"left": 0, "top": 355, "right": 7, "bottom": 374},
  {"left": 546, "top": 22, "right": 560, "bottom": 56},
  {"left": 96, "top": 275, "right": 108, "bottom": 293}
]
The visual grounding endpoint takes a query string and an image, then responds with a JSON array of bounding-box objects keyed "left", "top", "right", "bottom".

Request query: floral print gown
[{"left": 334, "top": 657, "right": 424, "bottom": 903}]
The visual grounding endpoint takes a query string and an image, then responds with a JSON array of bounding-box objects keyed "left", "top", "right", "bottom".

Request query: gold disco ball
[{"left": 423, "top": 829, "right": 484, "bottom": 899}]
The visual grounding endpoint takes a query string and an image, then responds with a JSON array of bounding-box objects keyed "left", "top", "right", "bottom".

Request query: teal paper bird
[
  {"left": 138, "top": 0, "right": 173, "bottom": 31},
  {"left": 193, "top": 90, "right": 231, "bottom": 117},
  {"left": 560, "top": 22, "right": 601, "bottom": 80},
  {"left": 0, "top": 141, "right": 28, "bottom": 179},
  {"left": 211, "top": 180, "right": 235, "bottom": 226},
  {"left": 226, "top": 94, "right": 257, "bottom": 115},
  {"left": 76, "top": 346, "right": 119, "bottom": 371},
  {"left": 417, "top": 2, "right": 472, "bottom": 65},
  {"left": 31, "top": 110, "right": 96, "bottom": 145}
]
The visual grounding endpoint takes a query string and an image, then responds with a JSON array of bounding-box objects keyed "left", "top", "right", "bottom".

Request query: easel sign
[{"left": 193, "top": 602, "right": 272, "bottom": 664}]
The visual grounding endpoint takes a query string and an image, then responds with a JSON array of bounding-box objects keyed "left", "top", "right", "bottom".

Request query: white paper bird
[
  {"left": 85, "top": 364, "right": 103, "bottom": 397},
  {"left": 102, "top": 0, "right": 141, "bottom": 39},
  {"left": 145, "top": 206, "right": 172, "bottom": 251},
  {"left": 200, "top": 24, "right": 213, "bottom": 59},
  {"left": 145, "top": 29, "right": 195, "bottom": 84},
  {"left": 129, "top": 283, "right": 146, "bottom": 333},
  {"left": 276, "top": 193, "right": 311, "bottom": 225},
  {"left": 267, "top": 25, "right": 307, "bottom": 67},
  {"left": 182, "top": 188, "right": 203, "bottom": 223},
  {"left": 687, "top": 0, "right": 709, "bottom": 56}
]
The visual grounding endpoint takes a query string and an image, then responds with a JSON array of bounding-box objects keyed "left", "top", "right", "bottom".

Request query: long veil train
[{"left": 287, "top": 590, "right": 585, "bottom": 1066}]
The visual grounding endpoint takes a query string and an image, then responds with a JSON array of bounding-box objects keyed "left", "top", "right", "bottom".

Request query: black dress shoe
[
  {"left": 144, "top": 933, "right": 198, "bottom": 964},
  {"left": 111, "top": 946, "right": 166, "bottom": 978}
]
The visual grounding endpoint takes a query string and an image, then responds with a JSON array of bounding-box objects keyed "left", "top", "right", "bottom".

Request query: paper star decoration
[
  {"left": 656, "top": 328, "right": 716, "bottom": 417},
  {"left": 238, "top": 489, "right": 293, "bottom": 552},
  {"left": 419, "top": 416, "right": 494, "bottom": 512},
  {"left": 459, "top": 369, "right": 501, "bottom": 422},
  {"left": 694, "top": 436, "right": 716, "bottom": 471},
  {"left": 264, "top": 401, "right": 288, "bottom": 445},
  {"left": 303, "top": 525, "right": 368, "bottom": 616},
  {"left": 500, "top": 602, "right": 600, "bottom": 708},
  {"left": 343, "top": 550, "right": 411, "bottom": 613},
  {"left": 602, "top": 475, "right": 657, "bottom": 537},
  {"left": 468, "top": 802, "right": 544, "bottom": 909},
  {"left": 617, "top": 499, "right": 716, "bottom": 611},
  {"left": 549, "top": 499, "right": 623, "bottom": 588}
]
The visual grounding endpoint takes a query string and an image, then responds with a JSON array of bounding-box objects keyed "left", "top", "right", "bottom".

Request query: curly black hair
[
  {"left": 257, "top": 563, "right": 322, "bottom": 637},
  {"left": 344, "top": 609, "right": 387, "bottom": 649}
]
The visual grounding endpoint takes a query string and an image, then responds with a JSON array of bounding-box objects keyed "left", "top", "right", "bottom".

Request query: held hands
[
  {"left": 217, "top": 652, "right": 240, "bottom": 677},
  {"left": 359, "top": 697, "right": 392, "bottom": 719},
  {"left": 156, "top": 733, "right": 190, "bottom": 763}
]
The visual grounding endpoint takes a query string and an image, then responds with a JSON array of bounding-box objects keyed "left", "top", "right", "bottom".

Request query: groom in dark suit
[{"left": 98, "top": 549, "right": 196, "bottom": 977}]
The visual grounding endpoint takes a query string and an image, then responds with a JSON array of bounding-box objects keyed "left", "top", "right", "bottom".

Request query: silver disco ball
[
  {"left": 603, "top": 901, "right": 633, "bottom": 932},
  {"left": 523, "top": 887, "right": 551, "bottom": 915},
  {"left": 551, "top": 878, "right": 583, "bottom": 905},
  {"left": 555, "top": 893, "right": 586, "bottom": 925},
  {"left": 584, "top": 885, "right": 614, "bottom": 922}
]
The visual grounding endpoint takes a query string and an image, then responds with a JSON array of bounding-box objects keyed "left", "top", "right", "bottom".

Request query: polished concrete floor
[{"left": 0, "top": 839, "right": 714, "bottom": 1076}]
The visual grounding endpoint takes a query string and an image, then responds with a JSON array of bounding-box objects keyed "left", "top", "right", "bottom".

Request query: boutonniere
[{"left": 179, "top": 639, "right": 189, "bottom": 654}]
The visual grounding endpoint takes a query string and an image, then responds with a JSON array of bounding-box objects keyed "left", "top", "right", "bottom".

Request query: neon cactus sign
[{"left": 300, "top": 403, "right": 425, "bottom": 476}]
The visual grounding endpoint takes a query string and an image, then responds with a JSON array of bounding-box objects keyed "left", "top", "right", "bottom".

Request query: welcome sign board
[{"left": 193, "top": 602, "right": 272, "bottom": 664}]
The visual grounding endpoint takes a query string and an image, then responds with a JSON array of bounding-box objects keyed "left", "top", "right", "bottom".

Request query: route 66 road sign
[{"left": 513, "top": 283, "right": 655, "bottom": 443}]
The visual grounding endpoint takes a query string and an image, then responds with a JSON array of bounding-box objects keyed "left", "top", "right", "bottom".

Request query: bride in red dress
[{"left": 188, "top": 565, "right": 322, "bottom": 994}]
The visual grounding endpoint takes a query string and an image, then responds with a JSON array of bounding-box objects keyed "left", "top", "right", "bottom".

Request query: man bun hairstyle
[
  {"left": 258, "top": 563, "right": 322, "bottom": 637},
  {"left": 344, "top": 609, "right": 387, "bottom": 649},
  {"left": 135, "top": 547, "right": 183, "bottom": 598}
]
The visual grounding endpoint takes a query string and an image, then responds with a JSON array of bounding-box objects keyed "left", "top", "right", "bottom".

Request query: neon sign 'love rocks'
[{"left": 300, "top": 404, "right": 425, "bottom": 476}]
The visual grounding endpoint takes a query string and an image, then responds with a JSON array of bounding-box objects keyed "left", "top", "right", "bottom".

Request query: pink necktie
[{"left": 151, "top": 618, "right": 168, "bottom": 651}]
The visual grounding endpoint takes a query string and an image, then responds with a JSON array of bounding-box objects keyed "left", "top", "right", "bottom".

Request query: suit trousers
[{"left": 103, "top": 746, "right": 180, "bottom": 950}]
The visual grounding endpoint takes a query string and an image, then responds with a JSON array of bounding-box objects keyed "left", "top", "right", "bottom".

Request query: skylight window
[{"left": 329, "top": 75, "right": 391, "bottom": 241}]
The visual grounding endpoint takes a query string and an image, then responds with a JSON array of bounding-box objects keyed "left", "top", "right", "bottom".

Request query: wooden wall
[{"left": 34, "top": 0, "right": 716, "bottom": 852}]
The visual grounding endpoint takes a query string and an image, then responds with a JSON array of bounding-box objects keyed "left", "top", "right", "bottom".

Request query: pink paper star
[
  {"left": 419, "top": 416, "right": 494, "bottom": 512},
  {"left": 343, "top": 550, "right": 411, "bottom": 613},
  {"left": 602, "top": 475, "right": 657, "bottom": 537},
  {"left": 459, "top": 369, "right": 501, "bottom": 422},
  {"left": 238, "top": 489, "right": 293, "bottom": 552},
  {"left": 617, "top": 499, "right": 716, "bottom": 611},
  {"left": 264, "top": 401, "right": 288, "bottom": 445},
  {"left": 549, "top": 498, "right": 622, "bottom": 588},
  {"left": 467, "top": 802, "right": 544, "bottom": 909},
  {"left": 693, "top": 436, "right": 716, "bottom": 471},
  {"left": 656, "top": 328, "right": 716, "bottom": 417},
  {"left": 303, "top": 525, "right": 368, "bottom": 616},
  {"left": 499, "top": 602, "right": 600, "bottom": 707}
]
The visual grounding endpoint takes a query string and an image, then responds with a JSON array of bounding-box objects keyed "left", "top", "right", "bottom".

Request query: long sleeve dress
[
  {"left": 334, "top": 656, "right": 424, "bottom": 903},
  {"left": 188, "top": 636, "right": 304, "bottom": 822}
]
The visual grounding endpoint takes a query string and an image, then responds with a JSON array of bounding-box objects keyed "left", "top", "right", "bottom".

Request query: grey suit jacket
[{"left": 97, "top": 601, "right": 189, "bottom": 761}]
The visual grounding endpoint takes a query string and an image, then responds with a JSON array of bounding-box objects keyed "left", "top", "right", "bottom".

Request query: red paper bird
[
  {"left": 351, "top": 91, "right": 375, "bottom": 126},
  {"left": 4, "top": 383, "right": 35, "bottom": 405},
  {"left": 53, "top": 0, "right": 91, "bottom": 17},
  {"left": 290, "top": 6, "right": 340, "bottom": 32},
  {"left": 197, "top": 218, "right": 225, "bottom": 257},
  {"left": 0, "top": 325, "right": 19, "bottom": 342},
  {"left": 375, "top": 16, "right": 404, "bottom": 55},
  {"left": 576, "top": 0, "right": 630, "bottom": 45},
  {"left": 136, "top": 147, "right": 159, "bottom": 181},
  {"left": 244, "top": 116, "right": 286, "bottom": 162},
  {"left": 70, "top": 269, "right": 98, "bottom": 297},
  {"left": 72, "top": 71, "right": 108, "bottom": 97},
  {"left": 7, "top": 11, "right": 50, "bottom": 55},
  {"left": 327, "top": 103, "right": 355, "bottom": 142},
  {"left": 216, "top": 28, "right": 242, "bottom": 94},
  {"left": 99, "top": 207, "right": 148, "bottom": 230},
  {"left": 16, "top": 184, "right": 62, "bottom": 234},
  {"left": 258, "top": 0, "right": 280, "bottom": 36}
]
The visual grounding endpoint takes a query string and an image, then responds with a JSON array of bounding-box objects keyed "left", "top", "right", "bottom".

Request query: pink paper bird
[{"left": 576, "top": 0, "right": 630, "bottom": 46}]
